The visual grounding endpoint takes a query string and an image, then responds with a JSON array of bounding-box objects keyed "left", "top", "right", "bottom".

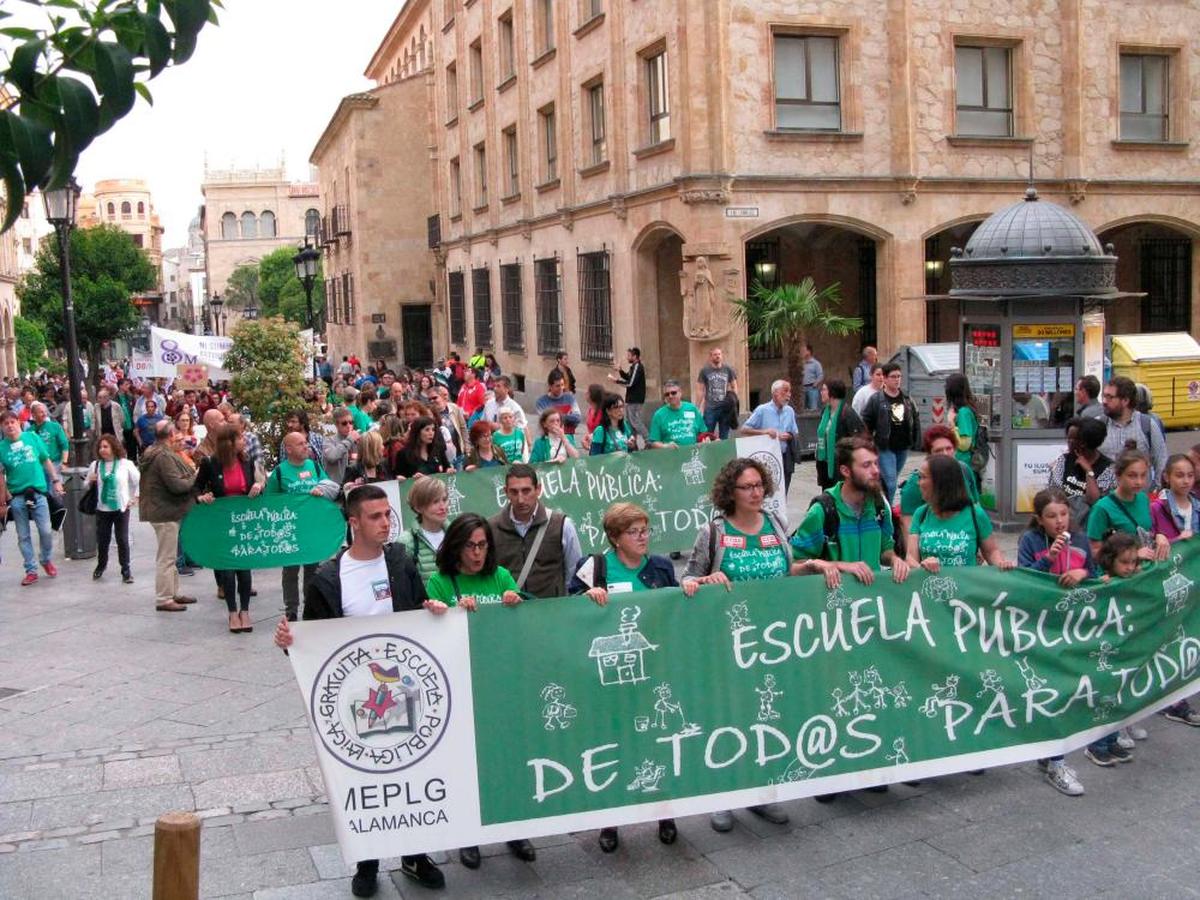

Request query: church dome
[{"left": 949, "top": 188, "right": 1117, "bottom": 296}]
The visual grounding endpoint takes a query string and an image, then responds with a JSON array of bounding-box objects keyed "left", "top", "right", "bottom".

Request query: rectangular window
[
  {"left": 582, "top": 0, "right": 602, "bottom": 21},
  {"left": 774, "top": 34, "right": 841, "bottom": 131},
  {"left": 586, "top": 81, "right": 606, "bottom": 165},
  {"left": 326, "top": 278, "right": 337, "bottom": 324},
  {"left": 955, "top": 44, "right": 1013, "bottom": 137},
  {"left": 343, "top": 272, "right": 354, "bottom": 322},
  {"left": 472, "top": 266, "right": 493, "bottom": 347},
  {"left": 501, "top": 262, "right": 524, "bottom": 351},
  {"left": 540, "top": 105, "right": 558, "bottom": 181},
  {"left": 577, "top": 250, "right": 612, "bottom": 362},
  {"left": 446, "top": 62, "right": 458, "bottom": 119},
  {"left": 1120, "top": 53, "right": 1169, "bottom": 141},
  {"left": 469, "top": 39, "right": 484, "bottom": 104},
  {"left": 444, "top": 0, "right": 455, "bottom": 23},
  {"left": 535, "top": 0, "right": 554, "bottom": 54},
  {"left": 448, "top": 271, "right": 467, "bottom": 344},
  {"left": 498, "top": 11, "right": 515, "bottom": 81},
  {"left": 449, "top": 157, "right": 462, "bottom": 217},
  {"left": 645, "top": 50, "right": 671, "bottom": 145},
  {"left": 503, "top": 126, "right": 520, "bottom": 196},
  {"left": 474, "top": 142, "right": 488, "bottom": 207},
  {"left": 535, "top": 257, "right": 563, "bottom": 355}
]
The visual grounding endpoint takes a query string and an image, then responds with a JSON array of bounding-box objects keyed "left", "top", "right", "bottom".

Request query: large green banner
[
  {"left": 180, "top": 494, "right": 346, "bottom": 569},
  {"left": 383, "top": 435, "right": 784, "bottom": 556},
  {"left": 288, "top": 544, "right": 1200, "bottom": 862}
]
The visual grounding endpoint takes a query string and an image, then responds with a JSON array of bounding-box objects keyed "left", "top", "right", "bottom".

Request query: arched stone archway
[
  {"left": 1097, "top": 218, "right": 1199, "bottom": 335},
  {"left": 632, "top": 223, "right": 686, "bottom": 395},
  {"left": 923, "top": 218, "right": 986, "bottom": 343}
]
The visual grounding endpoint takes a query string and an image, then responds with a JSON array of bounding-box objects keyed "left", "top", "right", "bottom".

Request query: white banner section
[{"left": 149, "top": 326, "right": 232, "bottom": 379}]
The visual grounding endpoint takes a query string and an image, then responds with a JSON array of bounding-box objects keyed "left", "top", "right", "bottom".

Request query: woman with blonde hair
[
  {"left": 342, "top": 430, "right": 391, "bottom": 489},
  {"left": 397, "top": 476, "right": 450, "bottom": 585}
]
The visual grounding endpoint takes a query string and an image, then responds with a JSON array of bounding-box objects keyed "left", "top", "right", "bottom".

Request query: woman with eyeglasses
[
  {"left": 422, "top": 514, "right": 537, "bottom": 869},
  {"left": 568, "top": 501, "right": 679, "bottom": 852},
  {"left": 589, "top": 393, "right": 634, "bottom": 456},
  {"left": 681, "top": 457, "right": 827, "bottom": 834}
]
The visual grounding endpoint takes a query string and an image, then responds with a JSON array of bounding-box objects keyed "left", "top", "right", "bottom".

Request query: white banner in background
[{"left": 149, "top": 327, "right": 232, "bottom": 379}]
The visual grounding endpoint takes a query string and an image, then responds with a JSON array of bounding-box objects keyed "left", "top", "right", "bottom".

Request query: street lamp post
[
  {"left": 210, "top": 293, "right": 224, "bottom": 336},
  {"left": 43, "top": 178, "right": 88, "bottom": 466},
  {"left": 293, "top": 240, "right": 321, "bottom": 381}
]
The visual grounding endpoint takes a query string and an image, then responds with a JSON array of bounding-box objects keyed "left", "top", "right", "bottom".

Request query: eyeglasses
[
  {"left": 464, "top": 540, "right": 488, "bottom": 551},
  {"left": 664, "top": 390, "right": 680, "bottom": 397},
  {"left": 624, "top": 527, "right": 652, "bottom": 539},
  {"left": 734, "top": 482, "right": 765, "bottom": 493},
  {"left": 612, "top": 403, "right": 624, "bottom": 409}
]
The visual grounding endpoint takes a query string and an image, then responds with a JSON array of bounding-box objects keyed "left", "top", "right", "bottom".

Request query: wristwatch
[{"left": 1084, "top": 470, "right": 1095, "bottom": 479}]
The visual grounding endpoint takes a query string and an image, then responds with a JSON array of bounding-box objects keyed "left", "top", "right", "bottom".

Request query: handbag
[{"left": 78, "top": 481, "right": 98, "bottom": 515}]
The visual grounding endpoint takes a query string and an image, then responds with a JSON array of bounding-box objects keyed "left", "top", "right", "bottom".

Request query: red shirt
[
  {"left": 457, "top": 381, "right": 486, "bottom": 416},
  {"left": 223, "top": 460, "right": 249, "bottom": 496}
]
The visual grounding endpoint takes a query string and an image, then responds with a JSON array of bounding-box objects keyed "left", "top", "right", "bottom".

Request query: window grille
[
  {"left": 448, "top": 271, "right": 467, "bottom": 345},
  {"left": 472, "top": 266, "right": 492, "bottom": 347},
  {"left": 501, "top": 262, "right": 524, "bottom": 351},
  {"left": 535, "top": 257, "right": 563, "bottom": 355},
  {"left": 577, "top": 250, "right": 612, "bottom": 362}
]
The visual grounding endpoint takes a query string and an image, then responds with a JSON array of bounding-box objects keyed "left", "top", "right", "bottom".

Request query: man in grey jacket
[{"left": 321, "top": 407, "right": 359, "bottom": 484}]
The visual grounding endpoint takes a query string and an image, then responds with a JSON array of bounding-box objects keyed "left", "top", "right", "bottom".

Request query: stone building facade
[
  {"left": 413, "top": 0, "right": 1199, "bottom": 407},
  {"left": 0, "top": 220, "right": 17, "bottom": 378},
  {"left": 199, "top": 165, "right": 321, "bottom": 328},
  {"left": 80, "top": 179, "right": 165, "bottom": 274}
]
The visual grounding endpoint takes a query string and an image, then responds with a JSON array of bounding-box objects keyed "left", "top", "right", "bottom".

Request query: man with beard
[{"left": 789, "top": 435, "right": 910, "bottom": 586}]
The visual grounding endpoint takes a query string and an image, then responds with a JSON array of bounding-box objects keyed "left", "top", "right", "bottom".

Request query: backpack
[
  {"left": 969, "top": 423, "right": 991, "bottom": 474},
  {"left": 809, "top": 491, "right": 905, "bottom": 560}
]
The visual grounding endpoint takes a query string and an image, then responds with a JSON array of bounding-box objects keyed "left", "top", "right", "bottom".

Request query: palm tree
[{"left": 731, "top": 278, "right": 863, "bottom": 397}]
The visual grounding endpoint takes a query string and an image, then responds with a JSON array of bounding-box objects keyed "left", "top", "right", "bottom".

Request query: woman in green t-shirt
[
  {"left": 1086, "top": 447, "right": 1170, "bottom": 563},
  {"left": 907, "top": 455, "right": 1014, "bottom": 572},
  {"left": 945, "top": 373, "right": 980, "bottom": 473},
  {"left": 529, "top": 408, "right": 580, "bottom": 464},
  {"left": 423, "top": 514, "right": 535, "bottom": 869},
  {"left": 589, "top": 394, "right": 633, "bottom": 456}
]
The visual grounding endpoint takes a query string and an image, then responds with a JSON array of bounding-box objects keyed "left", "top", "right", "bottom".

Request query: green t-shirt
[
  {"left": 602, "top": 550, "right": 650, "bottom": 595},
  {"left": 790, "top": 482, "right": 894, "bottom": 570},
  {"left": 953, "top": 406, "right": 978, "bottom": 468},
  {"left": 899, "top": 460, "right": 979, "bottom": 516},
  {"left": 1087, "top": 493, "right": 1153, "bottom": 543},
  {"left": 350, "top": 406, "right": 372, "bottom": 431},
  {"left": 427, "top": 566, "right": 519, "bottom": 606},
  {"left": 529, "top": 434, "right": 577, "bottom": 464},
  {"left": 649, "top": 402, "right": 704, "bottom": 446},
  {"left": 590, "top": 423, "right": 631, "bottom": 454},
  {"left": 29, "top": 421, "right": 69, "bottom": 462},
  {"left": 718, "top": 518, "right": 791, "bottom": 582},
  {"left": 266, "top": 458, "right": 323, "bottom": 494},
  {"left": 911, "top": 503, "right": 993, "bottom": 567},
  {"left": 0, "top": 432, "right": 50, "bottom": 494},
  {"left": 493, "top": 429, "right": 526, "bottom": 461}
]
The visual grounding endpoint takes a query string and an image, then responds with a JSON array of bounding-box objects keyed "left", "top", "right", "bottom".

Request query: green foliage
[
  {"left": 13, "top": 315, "right": 47, "bottom": 375},
  {"left": 255, "top": 246, "right": 325, "bottom": 326},
  {"left": 223, "top": 261, "right": 259, "bottom": 309},
  {"left": 17, "top": 224, "right": 154, "bottom": 383},
  {"left": 223, "top": 316, "right": 313, "bottom": 469},
  {"left": 0, "top": 0, "right": 223, "bottom": 230}
]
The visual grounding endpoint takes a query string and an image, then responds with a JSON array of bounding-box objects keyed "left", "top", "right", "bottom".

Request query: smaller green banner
[{"left": 181, "top": 494, "right": 345, "bottom": 570}]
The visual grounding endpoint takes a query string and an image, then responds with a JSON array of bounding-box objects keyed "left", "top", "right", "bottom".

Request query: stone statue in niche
[{"left": 681, "top": 256, "right": 719, "bottom": 339}]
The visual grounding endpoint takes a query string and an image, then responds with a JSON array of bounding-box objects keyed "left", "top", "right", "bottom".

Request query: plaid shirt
[{"left": 242, "top": 429, "right": 263, "bottom": 466}]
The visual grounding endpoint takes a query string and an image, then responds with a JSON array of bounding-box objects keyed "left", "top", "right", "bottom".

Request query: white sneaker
[
  {"left": 1045, "top": 760, "right": 1085, "bottom": 797},
  {"left": 1115, "top": 730, "right": 1136, "bottom": 750},
  {"left": 1127, "top": 724, "right": 1149, "bottom": 741}
]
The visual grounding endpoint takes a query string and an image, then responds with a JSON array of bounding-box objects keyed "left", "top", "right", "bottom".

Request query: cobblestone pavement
[{"left": 0, "top": 448, "right": 1196, "bottom": 899}]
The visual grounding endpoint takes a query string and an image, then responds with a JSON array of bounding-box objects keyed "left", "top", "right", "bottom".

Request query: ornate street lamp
[
  {"left": 292, "top": 239, "right": 321, "bottom": 380},
  {"left": 42, "top": 177, "right": 88, "bottom": 465},
  {"left": 210, "top": 293, "right": 224, "bottom": 336},
  {"left": 243, "top": 305, "right": 259, "bottom": 321}
]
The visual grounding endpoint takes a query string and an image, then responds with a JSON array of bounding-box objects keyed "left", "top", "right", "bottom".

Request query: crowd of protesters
[{"left": 2, "top": 345, "right": 1198, "bottom": 897}]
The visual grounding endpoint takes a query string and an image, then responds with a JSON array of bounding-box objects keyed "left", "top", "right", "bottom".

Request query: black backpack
[{"left": 809, "top": 491, "right": 905, "bottom": 560}]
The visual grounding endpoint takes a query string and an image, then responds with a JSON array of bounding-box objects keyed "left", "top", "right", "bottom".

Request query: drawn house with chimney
[{"left": 589, "top": 606, "right": 658, "bottom": 687}]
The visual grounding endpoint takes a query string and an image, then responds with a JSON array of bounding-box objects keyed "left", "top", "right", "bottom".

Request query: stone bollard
[{"left": 152, "top": 811, "right": 201, "bottom": 900}]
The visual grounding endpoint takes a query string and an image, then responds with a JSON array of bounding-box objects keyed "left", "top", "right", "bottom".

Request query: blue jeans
[
  {"left": 11, "top": 491, "right": 53, "bottom": 574},
  {"left": 803, "top": 387, "right": 820, "bottom": 410},
  {"left": 877, "top": 449, "right": 907, "bottom": 506},
  {"left": 704, "top": 405, "right": 732, "bottom": 440}
]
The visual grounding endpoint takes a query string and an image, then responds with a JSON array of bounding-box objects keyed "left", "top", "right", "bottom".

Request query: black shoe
[
  {"left": 658, "top": 819, "right": 677, "bottom": 845},
  {"left": 507, "top": 838, "right": 536, "bottom": 861},
  {"left": 122, "top": 571, "right": 133, "bottom": 584},
  {"left": 865, "top": 785, "right": 889, "bottom": 793},
  {"left": 400, "top": 854, "right": 444, "bottom": 890},
  {"left": 250, "top": 589, "right": 258, "bottom": 596},
  {"left": 178, "top": 566, "right": 195, "bottom": 576},
  {"left": 598, "top": 828, "right": 619, "bottom": 853},
  {"left": 350, "top": 862, "right": 378, "bottom": 897},
  {"left": 286, "top": 611, "right": 297, "bottom": 622},
  {"left": 814, "top": 793, "right": 839, "bottom": 803},
  {"left": 459, "top": 845, "right": 481, "bottom": 869},
  {"left": 92, "top": 566, "right": 104, "bottom": 580}
]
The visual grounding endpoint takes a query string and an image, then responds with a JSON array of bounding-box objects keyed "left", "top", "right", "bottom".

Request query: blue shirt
[
  {"left": 802, "top": 358, "right": 824, "bottom": 388},
  {"left": 744, "top": 400, "right": 799, "bottom": 451}
]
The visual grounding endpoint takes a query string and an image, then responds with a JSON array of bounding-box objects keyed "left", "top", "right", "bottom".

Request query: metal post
[
  {"left": 152, "top": 811, "right": 200, "bottom": 900},
  {"left": 55, "top": 223, "right": 89, "bottom": 467},
  {"left": 304, "top": 279, "right": 318, "bottom": 382}
]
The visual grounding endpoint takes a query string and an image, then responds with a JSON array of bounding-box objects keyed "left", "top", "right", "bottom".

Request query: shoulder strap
[
  {"left": 1138, "top": 412, "right": 1152, "bottom": 445},
  {"left": 515, "top": 509, "right": 553, "bottom": 590},
  {"left": 275, "top": 466, "right": 283, "bottom": 491},
  {"left": 592, "top": 552, "right": 607, "bottom": 589}
]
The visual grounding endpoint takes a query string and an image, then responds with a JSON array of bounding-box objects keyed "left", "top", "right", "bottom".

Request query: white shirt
[
  {"left": 483, "top": 394, "right": 528, "bottom": 430},
  {"left": 419, "top": 528, "right": 445, "bottom": 552},
  {"left": 339, "top": 551, "right": 394, "bottom": 617},
  {"left": 851, "top": 384, "right": 878, "bottom": 416}
]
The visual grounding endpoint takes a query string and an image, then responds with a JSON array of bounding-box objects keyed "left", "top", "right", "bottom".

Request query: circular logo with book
[{"left": 310, "top": 634, "right": 451, "bottom": 773}]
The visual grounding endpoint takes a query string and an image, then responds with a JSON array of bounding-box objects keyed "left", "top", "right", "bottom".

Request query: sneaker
[
  {"left": 1109, "top": 744, "right": 1134, "bottom": 763},
  {"left": 1045, "top": 760, "right": 1085, "bottom": 796},
  {"left": 92, "top": 566, "right": 104, "bottom": 580},
  {"left": 399, "top": 854, "right": 444, "bottom": 890},
  {"left": 1115, "top": 731, "right": 1136, "bottom": 750},
  {"left": 1084, "top": 745, "right": 1116, "bottom": 768},
  {"left": 20, "top": 573, "right": 37, "bottom": 587},
  {"left": 1163, "top": 702, "right": 1200, "bottom": 727},
  {"left": 710, "top": 809, "right": 734, "bottom": 832},
  {"left": 350, "top": 862, "right": 378, "bottom": 898},
  {"left": 122, "top": 571, "right": 134, "bottom": 584},
  {"left": 177, "top": 566, "right": 195, "bottom": 576},
  {"left": 1126, "top": 724, "right": 1149, "bottom": 741},
  {"left": 42, "top": 561, "right": 57, "bottom": 577},
  {"left": 748, "top": 802, "right": 789, "bottom": 825}
]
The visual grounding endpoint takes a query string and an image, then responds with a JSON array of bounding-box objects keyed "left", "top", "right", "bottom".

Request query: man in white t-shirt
[
  {"left": 482, "top": 375, "right": 529, "bottom": 436},
  {"left": 852, "top": 364, "right": 884, "bottom": 416},
  {"left": 274, "top": 484, "right": 444, "bottom": 895}
]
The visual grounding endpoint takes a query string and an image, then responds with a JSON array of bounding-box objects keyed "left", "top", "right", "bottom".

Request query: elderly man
[
  {"left": 1100, "top": 375, "right": 1168, "bottom": 484},
  {"left": 138, "top": 420, "right": 197, "bottom": 612},
  {"left": 852, "top": 346, "right": 879, "bottom": 391},
  {"left": 0, "top": 410, "right": 64, "bottom": 586},
  {"left": 62, "top": 385, "right": 94, "bottom": 443},
  {"left": 89, "top": 387, "right": 127, "bottom": 439},
  {"left": 741, "top": 379, "right": 800, "bottom": 493},
  {"left": 27, "top": 402, "right": 70, "bottom": 476},
  {"left": 428, "top": 385, "right": 468, "bottom": 459}
]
